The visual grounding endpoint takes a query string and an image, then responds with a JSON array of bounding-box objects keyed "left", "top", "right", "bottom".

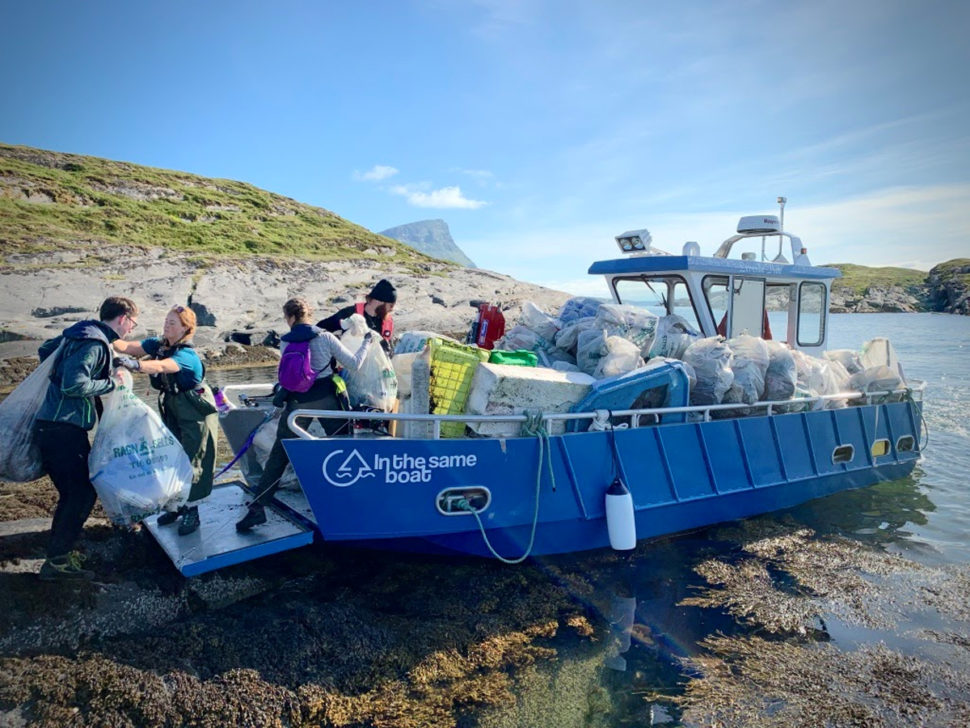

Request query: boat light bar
[{"left": 615, "top": 228, "right": 652, "bottom": 254}]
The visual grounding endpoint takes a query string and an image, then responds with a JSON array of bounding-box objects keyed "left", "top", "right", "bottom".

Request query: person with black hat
[{"left": 317, "top": 278, "right": 397, "bottom": 354}]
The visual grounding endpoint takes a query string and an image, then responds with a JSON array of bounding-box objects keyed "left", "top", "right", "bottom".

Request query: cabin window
[
  {"left": 613, "top": 276, "right": 701, "bottom": 333},
  {"left": 704, "top": 276, "right": 770, "bottom": 338},
  {"left": 871, "top": 439, "right": 890, "bottom": 457},
  {"left": 731, "top": 277, "right": 766, "bottom": 338},
  {"left": 766, "top": 283, "right": 792, "bottom": 343},
  {"left": 703, "top": 276, "right": 729, "bottom": 334},
  {"left": 797, "top": 282, "right": 826, "bottom": 347}
]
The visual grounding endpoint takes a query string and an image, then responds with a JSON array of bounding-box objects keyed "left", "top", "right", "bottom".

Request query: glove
[
  {"left": 113, "top": 355, "right": 142, "bottom": 372},
  {"left": 363, "top": 330, "right": 375, "bottom": 344}
]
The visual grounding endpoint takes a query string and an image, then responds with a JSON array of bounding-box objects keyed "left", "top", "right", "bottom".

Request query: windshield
[{"left": 613, "top": 276, "right": 701, "bottom": 332}]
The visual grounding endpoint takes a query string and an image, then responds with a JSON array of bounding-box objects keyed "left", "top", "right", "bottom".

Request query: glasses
[
  {"left": 125, "top": 314, "right": 138, "bottom": 328},
  {"left": 172, "top": 305, "right": 186, "bottom": 313}
]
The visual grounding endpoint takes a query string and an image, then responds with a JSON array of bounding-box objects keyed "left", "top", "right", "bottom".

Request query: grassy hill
[
  {"left": 0, "top": 143, "right": 440, "bottom": 270},
  {"left": 823, "top": 263, "right": 928, "bottom": 297}
]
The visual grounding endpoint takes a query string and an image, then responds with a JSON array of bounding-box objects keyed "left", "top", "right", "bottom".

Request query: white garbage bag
[
  {"left": 848, "top": 366, "right": 903, "bottom": 395},
  {"left": 824, "top": 349, "right": 863, "bottom": 375},
  {"left": 536, "top": 346, "right": 577, "bottom": 368},
  {"left": 594, "top": 304, "right": 659, "bottom": 357},
  {"left": 495, "top": 324, "right": 546, "bottom": 352},
  {"left": 520, "top": 301, "right": 562, "bottom": 343},
  {"left": 245, "top": 409, "right": 325, "bottom": 490},
  {"left": 723, "top": 334, "right": 770, "bottom": 405},
  {"left": 341, "top": 314, "right": 398, "bottom": 411},
  {"left": 683, "top": 337, "right": 734, "bottom": 405},
  {"left": 763, "top": 341, "right": 797, "bottom": 402},
  {"left": 860, "top": 338, "right": 906, "bottom": 384},
  {"left": 558, "top": 296, "right": 602, "bottom": 324},
  {"left": 594, "top": 336, "right": 645, "bottom": 379},
  {"left": 0, "top": 343, "right": 63, "bottom": 482},
  {"left": 576, "top": 327, "right": 609, "bottom": 376},
  {"left": 791, "top": 350, "right": 850, "bottom": 409},
  {"left": 555, "top": 316, "right": 597, "bottom": 354},
  {"left": 648, "top": 314, "right": 699, "bottom": 360},
  {"left": 88, "top": 370, "right": 192, "bottom": 526},
  {"left": 391, "top": 352, "right": 420, "bottom": 398},
  {"left": 395, "top": 330, "right": 457, "bottom": 355}
]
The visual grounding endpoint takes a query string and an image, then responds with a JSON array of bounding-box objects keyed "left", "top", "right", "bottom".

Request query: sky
[{"left": 2, "top": 0, "right": 968, "bottom": 296}]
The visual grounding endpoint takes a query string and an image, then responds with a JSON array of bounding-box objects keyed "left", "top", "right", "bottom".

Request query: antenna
[{"left": 772, "top": 196, "right": 789, "bottom": 264}]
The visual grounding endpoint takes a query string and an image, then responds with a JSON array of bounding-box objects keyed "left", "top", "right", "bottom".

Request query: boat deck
[{"left": 143, "top": 480, "right": 314, "bottom": 576}]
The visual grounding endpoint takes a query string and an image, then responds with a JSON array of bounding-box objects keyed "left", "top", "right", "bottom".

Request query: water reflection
[{"left": 524, "top": 466, "right": 942, "bottom": 725}]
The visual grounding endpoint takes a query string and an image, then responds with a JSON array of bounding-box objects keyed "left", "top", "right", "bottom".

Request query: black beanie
[{"left": 369, "top": 279, "right": 397, "bottom": 304}]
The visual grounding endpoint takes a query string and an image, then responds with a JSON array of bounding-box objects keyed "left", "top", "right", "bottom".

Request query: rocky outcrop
[
  {"left": 380, "top": 219, "right": 476, "bottom": 268},
  {"left": 0, "top": 243, "right": 570, "bottom": 358},
  {"left": 829, "top": 285, "right": 927, "bottom": 314},
  {"left": 926, "top": 259, "right": 970, "bottom": 315}
]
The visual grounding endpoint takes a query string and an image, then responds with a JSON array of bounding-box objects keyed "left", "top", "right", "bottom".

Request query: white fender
[{"left": 605, "top": 478, "right": 636, "bottom": 550}]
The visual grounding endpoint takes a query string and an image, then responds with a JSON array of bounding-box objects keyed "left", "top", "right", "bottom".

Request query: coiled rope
[{"left": 460, "top": 409, "right": 555, "bottom": 564}]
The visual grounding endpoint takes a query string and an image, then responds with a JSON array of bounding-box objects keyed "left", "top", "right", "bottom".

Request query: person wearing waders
[
  {"left": 317, "top": 278, "right": 396, "bottom": 355},
  {"left": 113, "top": 305, "right": 218, "bottom": 536},
  {"left": 235, "top": 297, "right": 373, "bottom": 532},
  {"left": 34, "top": 296, "right": 139, "bottom": 581}
]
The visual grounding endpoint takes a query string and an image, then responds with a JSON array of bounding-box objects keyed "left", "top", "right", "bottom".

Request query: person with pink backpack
[{"left": 236, "top": 297, "right": 373, "bottom": 532}]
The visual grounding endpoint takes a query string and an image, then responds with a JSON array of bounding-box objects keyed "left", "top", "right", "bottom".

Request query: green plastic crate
[
  {"left": 428, "top": 338, "right": 490, "bottom": 437},
  {"left": 487, "top": 349, "right": 538, "bottom": 367}
]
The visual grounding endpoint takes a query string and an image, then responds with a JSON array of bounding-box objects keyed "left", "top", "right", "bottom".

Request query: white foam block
[{"left": 465, "top": 363, "right": 596, "bottom": 436}]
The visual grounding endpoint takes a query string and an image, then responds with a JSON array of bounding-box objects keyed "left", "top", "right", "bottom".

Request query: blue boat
[{"left": 145, "top": 207, "right": 925, "bottom": 574}]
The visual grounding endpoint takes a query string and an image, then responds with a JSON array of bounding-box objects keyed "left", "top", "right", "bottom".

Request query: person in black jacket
[
  {"left": 317, "top": 278, "right": 396, "bottom": 354},
  {"left": 35, "top": 296, "right": 139, "bottom": 581}
]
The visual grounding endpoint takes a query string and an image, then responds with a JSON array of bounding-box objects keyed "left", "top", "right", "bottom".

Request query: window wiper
[{"left": 641, "top": 276, "right": 667, "bottom": 310}]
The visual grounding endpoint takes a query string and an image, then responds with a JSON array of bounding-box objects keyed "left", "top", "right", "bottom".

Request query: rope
[
  {"left": 212, "top": 409, "right": 276, "bottom": 480},
  {"left": 605, "top": 409, "right": 623, "bottom": 479},
  {"left": 460, "top": 409, "right": 555, "bottom": 564}
]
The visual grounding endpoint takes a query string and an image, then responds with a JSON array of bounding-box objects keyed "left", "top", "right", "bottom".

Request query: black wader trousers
[
  {"left": 254, "top": 378, "right": 348, "bottom": 507},
  {"left": 36, "top": 421, "right": 96, "bottom": 559}
]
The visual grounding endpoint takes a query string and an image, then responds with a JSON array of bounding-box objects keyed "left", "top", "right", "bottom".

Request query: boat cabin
[{"left": 588, "top": 214, "right": 840, "bottom": 355}]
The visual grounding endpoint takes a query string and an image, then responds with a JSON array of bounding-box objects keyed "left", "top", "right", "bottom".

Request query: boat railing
[{"left": 285, "top": 383, "right": 924, "bottom": 441}]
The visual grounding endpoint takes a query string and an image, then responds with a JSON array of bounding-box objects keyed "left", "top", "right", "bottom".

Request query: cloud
[
  {"left": 354, "top": 165, "right": 399, "bottom": 182},
  {"left": 461, "top": 184, "right": 970, "bottom": 289},
  {"left": 456, "top": 168, "right": 494, "bottom": 181},
  {"left": 390, "top": 184, "right": 487, "bottom": 209}
]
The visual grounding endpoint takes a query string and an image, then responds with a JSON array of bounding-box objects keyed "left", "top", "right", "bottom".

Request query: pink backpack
[{"left": 277, "top": 340, "right": 316, "bottom": 392}]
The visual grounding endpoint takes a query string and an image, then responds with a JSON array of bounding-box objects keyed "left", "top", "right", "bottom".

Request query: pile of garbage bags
[{"left": 492, "top": 297, "right": 908, "bottom": 416}]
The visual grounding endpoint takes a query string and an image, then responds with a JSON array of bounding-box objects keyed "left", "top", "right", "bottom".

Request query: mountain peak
[{"left": 380, "top": 220, "right": 476, "bottom": 268}]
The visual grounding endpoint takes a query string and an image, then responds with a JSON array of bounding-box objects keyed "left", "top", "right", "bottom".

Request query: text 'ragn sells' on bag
[{"left": 88, "top": 369, "right": 193, "bottom": 526}]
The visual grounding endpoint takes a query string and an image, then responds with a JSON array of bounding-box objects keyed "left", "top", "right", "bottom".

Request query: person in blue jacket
[
  {"left": 114, "top": 305, "right": 218, "bottom": 536},
  {"left": 35, "top": 296, "right": 139, "bottom": 581}
]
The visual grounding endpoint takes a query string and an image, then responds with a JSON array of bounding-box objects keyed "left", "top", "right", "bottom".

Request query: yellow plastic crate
[{"left": 428, "top": 338, "right": 489, "bottom": 437}]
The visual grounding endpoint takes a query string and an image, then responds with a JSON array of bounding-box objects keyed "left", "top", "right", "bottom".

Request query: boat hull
[{"left": 283, "top": 400, "right": 922, "bottom": 558}]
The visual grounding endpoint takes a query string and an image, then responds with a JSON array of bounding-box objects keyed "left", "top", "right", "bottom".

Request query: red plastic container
[{"left": 475, "top": 304, "right": 505, "bottom": 350}]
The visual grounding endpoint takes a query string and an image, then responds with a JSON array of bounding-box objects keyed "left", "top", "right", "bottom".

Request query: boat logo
[
  {"left": 321, "top": 449, "right": 481, "bottom": 487},
  {"left": 322, "top": 449, "right": 375, "bottom": 488}
]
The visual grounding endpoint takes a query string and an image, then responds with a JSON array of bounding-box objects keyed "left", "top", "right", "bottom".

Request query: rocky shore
[
  {"left": 0, "top": 243, "right": 571, "bottom": 389},
  {"left": 828, "top": 259, "right": 970, "bottom": 314}
]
